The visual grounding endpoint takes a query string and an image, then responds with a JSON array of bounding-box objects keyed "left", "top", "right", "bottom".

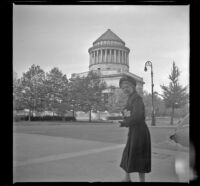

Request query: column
[
  {"left": 109, "top": 49, "right": 111, "bottom": 63},
  {"left": 121, "top": 51, "right": 122, "bottom": 64},
  {"left": 91, "top": 51, "right": 94, "bottom": 65},
  {"left": 127, "top": 52, "right": 129, "bottom": 66},
  {"left": 122, "top": 51, "right": 124, "bottom": 64},
  {"left": 117, "top": 50, "right": 120, "bottom": 63},
  {"left": 94, "top": 50, "right": 97, "bottom": 64},
  {"left": 101, "top": 49, "right": 103, "bottom": 63},
  {"left": 112, "top": 49, "right": 114, "bottom": 63},
  {"left": 89, "top": 53, "right": 91, "bottom": 66},
  {"left": 93, "top": 52, "right": 95, "bottom": 64},
  {"left": 119, "top": 50, "right": 121, "bottom": 64},
  {"left": 110, "top": 49, "right": 112, "bottom": 63},
  {"left": 107, "top": 49, "right": 110, "bottom": 63},
  {"left": 114, "top": 49, "right": 116, "bottom": 63},
  {"left": 121, "top": 51, "right": 123, "bottom": 64},
  {"left": 124, "top": 51, "right": 127, "bottom": 65},
  {"left": 93, "top": 51, "right": 95, "bottom": 64},
  {"left": 99, "top": 50, "right": 101, "bottom": 63},
  {"left": 102, "top": 49, "right": 104, "bottom": 63},
  {"left": 108, "top": 49, "right": 110, "bottom": 63},
  {"left": 105, "top": 49, "right": 107, "bottom": 63},
  {"left": 97, "top": 50, "right": 100, "bottom": 63},
  {"left": 122, "top": 51, "right": 123, "bottom": 64},
  {"left": 123, "top": 51, "right": 125, "bottom": 64},
  {"left": 96, "top": 50, "right": 98, "bottom": 64},
  {"left": 106, "top": 49, "right": 109, "bottom": 63},
  {"left": 116, "top": 50, "right": 118, "bottom": 63}
]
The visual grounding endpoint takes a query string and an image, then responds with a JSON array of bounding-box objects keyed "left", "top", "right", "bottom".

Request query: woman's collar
[
  {"left": 130, "top": 91, "right": 137, "bottom": 97},
  {"left": 128, "top": 91, "right": 138, "bottom": 101}
]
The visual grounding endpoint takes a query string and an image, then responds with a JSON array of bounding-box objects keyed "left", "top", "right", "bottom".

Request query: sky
[{"left": 13, "top": 5, "right": 189, "bottom": 94}]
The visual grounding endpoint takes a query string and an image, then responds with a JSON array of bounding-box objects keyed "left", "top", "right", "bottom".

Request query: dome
[
  {"left": 89, "top": 29, "right": 130, "bottom": 72},
  {"left": 93, "top": 29, "right": 125, "bottom": 45}
]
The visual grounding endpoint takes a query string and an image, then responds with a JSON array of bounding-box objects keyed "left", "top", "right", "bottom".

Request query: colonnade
[{"left": 89, "top": 49, "right": 129, "bottom": 66}]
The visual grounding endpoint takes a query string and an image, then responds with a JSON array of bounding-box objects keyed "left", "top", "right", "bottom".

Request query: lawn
[{"left": 13, "top": 118, "right": 178, "bottom": 145}]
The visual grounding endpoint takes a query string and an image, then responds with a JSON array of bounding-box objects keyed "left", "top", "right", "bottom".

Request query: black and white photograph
[{"left": 13, "top": 4, "right": 194, "bottom": 183}]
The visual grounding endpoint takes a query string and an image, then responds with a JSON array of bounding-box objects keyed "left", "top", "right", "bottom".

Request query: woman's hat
[{"left": 119, "top": 75, "right": 137, "bottom": 87}]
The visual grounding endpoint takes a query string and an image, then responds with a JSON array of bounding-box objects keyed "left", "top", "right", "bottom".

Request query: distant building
[{"left": 72, "top": 29, "right": 144, "bottom": 95}]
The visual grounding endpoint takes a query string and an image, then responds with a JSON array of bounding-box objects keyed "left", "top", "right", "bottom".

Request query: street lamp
[{"left": 144, "top": 61, "right": 156, "bottom": 126}]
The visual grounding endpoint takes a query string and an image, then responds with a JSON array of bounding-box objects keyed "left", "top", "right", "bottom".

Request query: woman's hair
[{"left": 119, "top": 75, "right": 137, "bottom": 88}]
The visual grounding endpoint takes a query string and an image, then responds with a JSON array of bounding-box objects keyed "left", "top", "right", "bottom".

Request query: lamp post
[{"left": 144, "top": 61, "right": 156, "bottom": 126}]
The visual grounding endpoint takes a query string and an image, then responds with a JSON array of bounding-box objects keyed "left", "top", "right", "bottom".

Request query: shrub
[
  {"left": 14, "top": 115, "right": 76, "bottom": 122},
  {"left": 107, "top": 116, "right": 123, "bottom": 120},
  {"left": 14, "top": 115, "right": 29, "bottom": 122}
]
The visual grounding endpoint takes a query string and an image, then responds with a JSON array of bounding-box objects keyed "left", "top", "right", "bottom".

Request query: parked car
[{"left": 170, "top": 113, "right": 189, "bottom": 147}]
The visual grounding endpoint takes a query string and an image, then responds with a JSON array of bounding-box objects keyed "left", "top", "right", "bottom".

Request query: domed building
[
  {"left": 89, "top": 28, "right": 130, "bottom": 72},
  {"left": 72, "top": 29, "right": 144, "bottom": 95}
]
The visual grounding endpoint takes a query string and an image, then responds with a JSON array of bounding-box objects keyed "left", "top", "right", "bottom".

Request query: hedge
[
  {"left": 107, "top": 116, "right": 123, "bottom": 120},
  {"left": 14, "top": 115, "right": 76, "bottom": 122}
]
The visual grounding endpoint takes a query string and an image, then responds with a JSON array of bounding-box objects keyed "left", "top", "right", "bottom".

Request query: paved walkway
[{"left": 13, "top": 133, "right": 189, "bottom": 182}]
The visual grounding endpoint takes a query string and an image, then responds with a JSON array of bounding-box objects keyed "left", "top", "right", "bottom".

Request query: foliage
[
  {"left": 16, "top": 65, "right": 46, "bottom": 119},
  {"left": 68, "top": 71, "right": 107, "bottom": 121},
  {"left": 13, "top": 75, "right": 22, "bottom": 111},
  {"left": 160, "top": 62, "right": 189, "bottom": 124},
  {"left": 14, "top": 65, "right": 107, "bottom": 122},
  {"left": 143, "top": 90, "right": 166, "bottom": 117},
  {"left": 45, "top": 67, "right": 69, "bottom": 116},
  {"left": 13, "top": 65, "right": 70, "bottom": 119}
]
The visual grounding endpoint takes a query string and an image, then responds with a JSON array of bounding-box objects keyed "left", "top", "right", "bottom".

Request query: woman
[{"left": 119, "top": 75, "right": 151, "bottom": 182}]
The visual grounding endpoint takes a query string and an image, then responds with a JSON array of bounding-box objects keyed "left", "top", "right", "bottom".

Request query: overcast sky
[{"left": 13, "top": 5, "right": 189, "bottom": 94}]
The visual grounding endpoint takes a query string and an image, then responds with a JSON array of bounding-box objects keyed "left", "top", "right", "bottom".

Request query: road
[{"left": 13, "top": 122, "right": 189, "bottom": 182}]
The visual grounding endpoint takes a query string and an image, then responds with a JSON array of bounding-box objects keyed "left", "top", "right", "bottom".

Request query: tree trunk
[
  {"left": 53, "top": 110, "right": 55, "bottom": 120},
  {"left": 61, "top": 113, "right": 65, "bottom": 121},
  {"left": 170, "top": 105, "right": 174, "bottom": 125},
  {"left": 89, "top": 109, "right": 92, "bottom": 122},
  {"left": 28, "top": 110, "right": 31, "bottom": 121},
  {"left": 72, "top": 108, "right": 75, "bottom": 117},
  {"left": 98, "top": 111, "right": 101, "bottom": 120}
]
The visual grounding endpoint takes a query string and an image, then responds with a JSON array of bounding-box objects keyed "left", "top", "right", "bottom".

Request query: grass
[
  {"left": 14, "top": 116, "right": 181, "bottom": 126},
  {"left": 13, "top": 117, "right": 180, "bottom": 145},
  {"left": 13, "top": 121, "right": 127, "bottom": 144}
]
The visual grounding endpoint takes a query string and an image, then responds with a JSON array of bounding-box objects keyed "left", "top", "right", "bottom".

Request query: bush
[
  {"left": 14, "top": 115, "right": 76, "bottom": 122},
  {"left": 14, "top": 115, "right": 29, "bottom": 122},
  {"left": 64, "top": 116, "right": 76, "bottom": 121},
  {"left": 107, "top": 116, "right": 123, "bottom": 120}
]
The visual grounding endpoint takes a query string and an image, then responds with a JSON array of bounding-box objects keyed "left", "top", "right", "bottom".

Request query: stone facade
[{"left": 72, "top": 29, "right": 144, "bottom": 95}]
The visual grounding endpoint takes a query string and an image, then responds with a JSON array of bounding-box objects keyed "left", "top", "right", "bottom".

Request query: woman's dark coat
[{"left": 120, "top": 92, "right": 151, "bottom": 173}]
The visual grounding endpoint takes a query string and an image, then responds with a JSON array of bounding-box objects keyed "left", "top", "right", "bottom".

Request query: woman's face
[{"left": 121, "top": 81, "right": 135, "bottom": 96}]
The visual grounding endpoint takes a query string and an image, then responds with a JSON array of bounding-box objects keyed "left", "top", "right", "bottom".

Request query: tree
[
  {"left": 143, "top": 91, "right": 152, "bottom": 117},
  {"left": 56, "top": 102, "right": 71, "bottom": 120},
  {"left": 13, "top": 76, "right": 25, "bottom": 111},
  {"left": 19, "top": 65, "right": 46, "bottom": 120},
  {"left": 45, "top": 67, "right": 69, "bottom": 117},
  {"left": 160, "top": 62, "right": 189, "bottom": 125},
  {"left": 143, "top": 91, "right": 166, "bottom": 117},
  {"left": 69, "top": 71, "right": 107, "bottom": 122}
]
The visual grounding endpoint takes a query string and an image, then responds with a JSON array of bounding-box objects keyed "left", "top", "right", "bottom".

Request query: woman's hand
[
  {"left": 123, "top": 109, "right": 131, "bottom": 117},
  {"left": 119, "top": 121, "right": 128, "bottom": 127}
]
